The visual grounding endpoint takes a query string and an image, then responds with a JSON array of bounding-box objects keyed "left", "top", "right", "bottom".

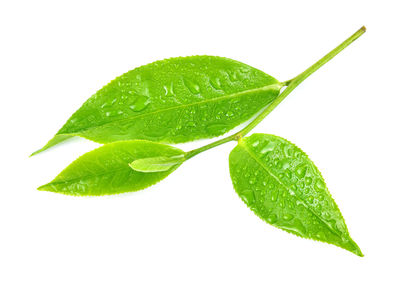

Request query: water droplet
[
  {"left": 262, "top": 181, "right": 267, "bottom": 186},
  {"left": 249, "top": 178, "right": 255, "bottom": 184},
  {"left": 252, "top": 140, "right": 260, "bottom": 147},
  {"left": 184, "top": 79, "right": 201, "bottom": 94},
  {"left": 271, "top": 190, "right": 278, "bottom": 202},
  {"left": 240, "top": 190, "right": 255, "bottom": 205},
  {"left": 305, "top": 177, "right": 312, "bottom": 185},
  {"left": 321, "top": 211, "right": 331, "bottom": 220},
  {"left": 267, "top": 213, "right": 278, "bottom": 224},
  {"left": 163, "top": 82, "right": 176, "bottom": 97},
  {"left": 315, "top": 179, "right": 324, "bottom": 191},
  {"left": 129, "top": 95, "right": 150, "bottom": 111},
  {"left": 260, "top": 142, "right": 275, "bottom": 154},
  {"left": 295, "top": 164, "right": 307, "bottom": 178},
  {"left": 296, "top": 181, "right": 304, "bottom": 189},
  {"left": 307, "top": 196, "right": 314, "bottom": 204},
  {"left": 226, "top": 111, "right": 234, "bottom": 117},
  {"left": 316, "top": 231, "right": 326, "bottom": 240},
  {"left": 283, "top": 214, "right": 294, "bottom": 221},
  {"left": 228, "top": 70, "right": 238, "bottom": 82},
  {"left": 210, "top": 77, "right": 222, "bottom": 89},
  {"left": 283, "top": 145, "right": 293, "bottom": 157},
  {"left": 281, "top": 159, "right": 290, "bottom": 170}
]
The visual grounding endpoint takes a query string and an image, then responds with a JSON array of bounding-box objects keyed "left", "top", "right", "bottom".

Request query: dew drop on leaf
[
  {"left": 240, "top": 190, "right": 255, "bottom": 205},
  {"left": 183, "top": 78, "right": 201, "bottom": 94},
  {"left": 252, "top": 140, "right": 260, "bottom": 147},
  {"left": 226, "top": 111, "right": 234, "bottom": 117},
  {"left": 260, "top": 142, "right": 275, "bottom": 154},
  {"left": 295, "top": 164, "right": 307, "bottom": 178},
  {"left": 267, "top": 213, "right": 278, "bottom": 223},
  {"left": 283, "top": 214, "right": 294, "bottom": 221},
  {"left": 271, "top": 190, "right": 278, "bottom": 202},
  {"left": 210, "top": 77, "right": 222, "bottom": 89},
  {"left": 315, "top": 179, "right": 324, "bottom": 191},
  {"left": 129, "top": 95, "right": 150, "bottom": 112}
]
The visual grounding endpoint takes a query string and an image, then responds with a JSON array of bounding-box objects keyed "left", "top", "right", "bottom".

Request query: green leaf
[
  {"left": 129, "top": 155, "right": 185, "bottom": 173},
  {"left": 32, "top": 56, "right": 281, "bottom": 155},
  {"left": 38, "top": 140, "right": 184, "bottom": 196},
  {"left": 229, "top": 134, "right": 363, "bottom": 256}
]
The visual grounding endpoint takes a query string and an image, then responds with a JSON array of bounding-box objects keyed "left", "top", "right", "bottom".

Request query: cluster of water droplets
[
  {"left": 62, "top": 56, "right": 280, "bottom": 145},
  {"left": 231, "top": 135, "right": 351, "bottom": 244}
]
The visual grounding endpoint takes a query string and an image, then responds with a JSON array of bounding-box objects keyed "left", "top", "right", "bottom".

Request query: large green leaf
[
  {"left": 229, "top": 134, "right": 362, "bottom": 256},
  {"left": 38, "top": 140, "right": 184, "bottom": 196},
  {"left": 32, "top": 56, "right": 281, "bottom": 155}
]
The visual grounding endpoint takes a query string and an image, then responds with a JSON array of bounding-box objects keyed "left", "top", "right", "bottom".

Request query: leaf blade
[
  {"left": 229, "top": 134, "right": 362, "bottom": 256},
  {"left": 38, "top": 140, "right": 184, "bottom": 196},
  {"left": 34, "top": 56, "right": 281, "bottom": 154}
]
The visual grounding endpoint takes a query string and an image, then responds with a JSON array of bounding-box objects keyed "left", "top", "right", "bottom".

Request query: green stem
[{"left": 185, "top": 26, "right": 366, "bottom": 161}]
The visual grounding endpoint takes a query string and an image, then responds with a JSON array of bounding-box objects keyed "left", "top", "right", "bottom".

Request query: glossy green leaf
[
  {"left": 129, "top": 155, "right": 185, "bottom": 173},
  {"left": 38, "top": 140, "right": 184, "bottom": 196},
  {"left": 229, "top": 134, "right": 362, "bottom": 256},
  {"left": 32, "top": 56, "right": 281, "bottom": 155}
]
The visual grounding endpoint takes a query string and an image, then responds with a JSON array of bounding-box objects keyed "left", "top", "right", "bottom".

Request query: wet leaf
[
  {"left": 33, "top": 56, "right": 281, "bottom": 155},
  {"left": 38, "top": 140, "right": 183, "bottom": 196},
  {"left": 229, "top": 133, "right": 362, "bottom": 256}
]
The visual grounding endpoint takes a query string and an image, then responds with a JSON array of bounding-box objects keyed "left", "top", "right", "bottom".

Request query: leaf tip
[
  {"left": 30, "top": 148, "right": 43, "bottom": 157},
  {"left": 37, "top": 184, "right": 52, "bottom": 192},
  {"left": 344, "top": 238, "right": 364, "bottom": 257}
]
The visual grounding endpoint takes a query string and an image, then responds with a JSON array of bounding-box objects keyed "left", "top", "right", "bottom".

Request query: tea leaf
[
  {"left": 229, "top": 134, "right": 362, "bottom": 256},
  {"left": 32, "top": 56, "right": 281, "bottom": 155},
  {"left": 38, "top": 140, "right": 184, "bottom": 196},
  {"left": 129, "top": 155, "right": 185, "bottom": 173}
]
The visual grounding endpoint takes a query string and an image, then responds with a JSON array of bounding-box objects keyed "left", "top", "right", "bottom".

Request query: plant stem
[{"left": 185, "top": 26, "right": 366, "bottom": 161}]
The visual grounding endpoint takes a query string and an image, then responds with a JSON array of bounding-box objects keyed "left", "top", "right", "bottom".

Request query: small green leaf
[
  {"left": 38, "top": 140, "right": 184, "bottom": 196},
  {"left": 129, "top": 155, "right": 185, "bottom": 173},
  {"left": 229, "top": 134, "right": 362, "bottom": 256},
  {"left": 32, "top": 56, "right": 281, "bottom": 155}
]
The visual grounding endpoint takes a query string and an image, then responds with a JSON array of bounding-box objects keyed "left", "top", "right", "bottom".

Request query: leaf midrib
[
  {"left": 239, "top": 142, "right": 344, "bottom": 240},
  {"left": 63, "top": 84, "right": 281, "bottom": 135}
]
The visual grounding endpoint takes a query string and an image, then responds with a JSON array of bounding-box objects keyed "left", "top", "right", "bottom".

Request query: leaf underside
[
  {"left": 38, "top": 140, "right": 184, "bottom": 196},
  {"left": 229, "top": 134, "right": 362, "bottom": 256},
  {"left": 129, "top": 155, "right": 185, "bottom": 173},
  {"left": 32, "top": 56, "right": 281, "bottom": 155}
]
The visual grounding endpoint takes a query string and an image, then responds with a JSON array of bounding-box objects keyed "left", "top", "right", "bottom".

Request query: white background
[{"left": 1, "top": 0, "right": 399, "bottom": 280}]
